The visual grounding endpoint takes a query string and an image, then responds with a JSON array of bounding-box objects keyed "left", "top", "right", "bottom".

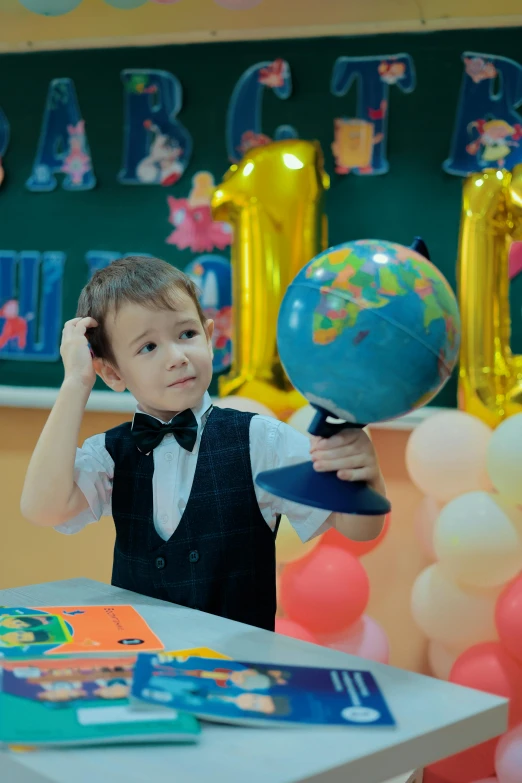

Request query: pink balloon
[
  {"left": 473, "top": 779, "right": 499, "bottom": 783},
  {"left": 496, "top": 575, "right": 522, "bottom": 664},
  {"left": 213, "top": 0, "right": 262, "bottom": 7},
  {"left": 495, "top": 725, "right": 522, "bottom": 783},
  {"left": 317, "top": 615, "right": 389, "bottom": 664},
  {"left": 275, "top": 617, "right": 318, "bottom": 644},
  {"left": 414, "top": 496, "right": 441, "bottom": 560},
  {"left": 280, "top": 545, "right": 370, "bottom": 635}
]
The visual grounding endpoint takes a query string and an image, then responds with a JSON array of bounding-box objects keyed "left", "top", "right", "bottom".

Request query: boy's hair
[
  {"left": 19, "top": 616, "right": 50, "bottom": 629},
  {"left": 31, "top": 630, "right": 51, "bottom": 643},
  {"left": 76, "top": 256, "right": 206, "bottom": 365}
]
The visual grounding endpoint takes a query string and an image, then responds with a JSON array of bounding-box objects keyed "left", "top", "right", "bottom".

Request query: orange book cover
[{"left": 0, "top": 605, "right": 164, "bottom": 657}]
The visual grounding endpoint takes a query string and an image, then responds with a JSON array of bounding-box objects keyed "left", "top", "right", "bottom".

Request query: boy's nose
[{"left": 166, "top": 343, "right": 188, "bottom": 368}]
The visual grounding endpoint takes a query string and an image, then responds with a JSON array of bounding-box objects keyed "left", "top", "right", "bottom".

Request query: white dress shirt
[{"left": 56, "top": 392, "right": 332, "bottom": 543}]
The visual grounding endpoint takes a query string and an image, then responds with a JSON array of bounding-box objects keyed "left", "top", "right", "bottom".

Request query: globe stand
[{"left": 255, "top": 406, "right": 391, "bottom": 516}]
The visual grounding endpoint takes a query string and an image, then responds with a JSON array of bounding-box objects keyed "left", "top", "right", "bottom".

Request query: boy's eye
[
  {"left": 138, "top": 342, "right": 156, "bottom": 355},
  {"left": 180, "top": 329, "right": 197, "bottom": 339}
]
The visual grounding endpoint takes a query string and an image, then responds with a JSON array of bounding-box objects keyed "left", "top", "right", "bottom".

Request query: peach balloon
[
  {"left": 287, "top": 404, "right": 315, "bottom": 437},
  {"left": 434, "top": 492, "right": 522, "bottom": 588},
  {"left": 487, "top": 412, "right": 522, "bottom": 505},
  {"left": 212, "top": 395, "right": 276, "bottom": 418},
  {"left": 428, "top": 640, "right": 463, "bottom": 681},
  {"left": 413, "top": 496, "right": 441, "bottom": 561},
  {"left": 411, "top": 563, "right": 501, "bottom": 648},
  {"left": 276, "top": 514, "right": 320, "bottom": 565},
  {"left": 406, "top": 410, "right": 492, "bottom": 503}
]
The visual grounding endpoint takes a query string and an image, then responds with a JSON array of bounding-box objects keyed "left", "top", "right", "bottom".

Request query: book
[
  {"left": 0, "top": 654, "right": 200, "bottom": 748},
  {"left": 130, "top": 655, "right": 396, "bottom": 728},
  {"left": 0, "top": 605, "right": 164, "bottom": 659}
]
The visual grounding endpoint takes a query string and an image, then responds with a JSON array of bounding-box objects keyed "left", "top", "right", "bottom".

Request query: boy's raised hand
[
  {"left": 60, "top": 317, "right": 98, "bottom": 390},
  {"left": 310, "top": 428, "right": 381, "bottom": 486}
]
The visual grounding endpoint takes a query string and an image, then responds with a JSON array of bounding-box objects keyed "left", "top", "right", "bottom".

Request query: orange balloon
[{"left": 320, "top": 513, "right": 390, "bottom": 558}]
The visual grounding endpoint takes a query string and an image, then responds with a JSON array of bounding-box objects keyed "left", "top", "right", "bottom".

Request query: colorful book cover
[
  {"left": 131, "top": 655, "right": 396, "bottom": 728},
  {"left": 0, "top": 606, "right": 164, "bottom": 659},
  {"left": 0, "top": 654, "right": 200, "bottom": 747}
]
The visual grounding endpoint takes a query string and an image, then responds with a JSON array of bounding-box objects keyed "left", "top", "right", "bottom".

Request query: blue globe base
[{"left": 255, "top": 462, "right": 391, "bottom": 516}]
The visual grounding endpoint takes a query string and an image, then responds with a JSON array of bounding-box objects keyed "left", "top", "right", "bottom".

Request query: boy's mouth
[{"left": 168, "top": 376, "right": 196, "bottom": 388}]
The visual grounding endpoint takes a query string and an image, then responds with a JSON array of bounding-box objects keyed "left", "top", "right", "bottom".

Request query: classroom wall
[
  {"left": 0, "top": 0, "right": 520, "bottom": 52},
  {"left": 0, "top": 406, "right": 429, "bottom": 674}
]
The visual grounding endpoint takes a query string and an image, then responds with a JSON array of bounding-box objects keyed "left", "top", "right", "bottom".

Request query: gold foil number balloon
[
  {"left": 457, "top": 167, "right": 522, "bottom": 427},
  {"left": 211, "top": 139, "right": 329, "bottom": 413}
]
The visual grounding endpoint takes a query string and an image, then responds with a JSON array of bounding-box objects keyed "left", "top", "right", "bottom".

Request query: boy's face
[
  {"left": 99, "top": 292, "right": 214, "bottom": 421},
  {"left": 2, "top": 630, "right": 37, "bottom": 645}
]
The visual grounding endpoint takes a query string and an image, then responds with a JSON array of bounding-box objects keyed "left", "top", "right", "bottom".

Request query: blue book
[{"left": 131, "top": 654, "right": 396, "bottom": 728}]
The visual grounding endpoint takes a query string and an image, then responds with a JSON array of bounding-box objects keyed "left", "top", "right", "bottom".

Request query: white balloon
[
  {"left": 434, "top": 491, "right": 522, "bottom": 588},
  {"left": 411, "top": 563, "right": 500, "bottom": 648},
  {"left": 487, "top": 412, "right": 522, "bottom": 504},
  {"left": 427, "top": 640, "right": 462, "bottom": 680},
  {"left": 406, "top": 410, "right": 492, "bottom": 503},
  {"left": 211, "top": 395, "right": 276, "bottom": 418},
  {"left": 19, "top": 0, "right": 82, "bottom": 14}
]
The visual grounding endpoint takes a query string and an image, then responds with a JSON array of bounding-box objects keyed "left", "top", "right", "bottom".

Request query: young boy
[{"left": 21, "top": 256, "right": 386, "bottom": 632}]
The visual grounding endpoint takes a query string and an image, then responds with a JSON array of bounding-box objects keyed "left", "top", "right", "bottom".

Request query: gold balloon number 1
[
  {"left": 211, "top": 139, "right": 329, "bottom": 415},
  {"left": 458, "top": 166, "right": 522, "bottom": 427}
]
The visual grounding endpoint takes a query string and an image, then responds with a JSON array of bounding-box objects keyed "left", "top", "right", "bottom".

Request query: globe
[{"left": 277, "top": 239, "right": 461, "bottom": 425}]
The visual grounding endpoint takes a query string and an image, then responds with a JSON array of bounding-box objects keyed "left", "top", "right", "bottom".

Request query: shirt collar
[{"left": 133, "top": 391, "right": 213, "bottom": 429}]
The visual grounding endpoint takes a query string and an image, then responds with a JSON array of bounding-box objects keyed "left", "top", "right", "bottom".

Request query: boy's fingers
[
  {"left": 337, "top": 467, "right": 376, "bottom": 482},
  {"left": 313, "top": 454, "right": 370, "bottom": 472}
]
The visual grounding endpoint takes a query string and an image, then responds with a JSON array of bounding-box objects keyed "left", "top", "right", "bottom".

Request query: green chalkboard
[{"left": 1, "top": 28, "right": 521, "bottom": 405}]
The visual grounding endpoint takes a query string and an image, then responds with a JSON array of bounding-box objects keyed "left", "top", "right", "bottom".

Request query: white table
[{"left": 0, "top": 578, "right": 507, "bottom": 783}]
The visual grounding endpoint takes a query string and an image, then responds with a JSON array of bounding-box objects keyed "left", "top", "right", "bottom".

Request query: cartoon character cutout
[
  {"left": 61, "top": 120, "right": 93, "bottom": 187},
  {"left": 137, "top": 119, "right": 184, "bottom": 186},
  {"left": 378, "top": 61, "right": 406, "bottom": 85},
  {"left": 466, "top": 118, "right": 522, "bottom": 167},
  {"left": 152, "top": 664, "right": 289, "bottom": 690},
  {"left": 237, "top": 130, "right": 272, "bottom": 157},
  {"left": 464, "top": 57, "right": 497, "bottom": 84},
  {"left": 0, "top": 299, "right": 33, "bottom": 352},
  {"left": 145, "top": 677, "right": 291, "bottom": 716},
  {"left": 258, "top": 59, "right": 288, "bottom": 89},
  {"left": 166, "top": 172, "right": 233, "bottom": 252}
]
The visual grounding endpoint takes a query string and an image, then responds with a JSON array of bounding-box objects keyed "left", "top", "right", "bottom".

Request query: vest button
[
  {"left": 155, "top": 557, "right": 166, "bottom": 569},
  {"left": 188, "top": 550, "right": 200, "bottom": 564}
]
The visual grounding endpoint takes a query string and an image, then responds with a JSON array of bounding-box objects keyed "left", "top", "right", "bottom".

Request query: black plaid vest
[{"left": 104, "top": 407, "right": 278, "bottom": 631}]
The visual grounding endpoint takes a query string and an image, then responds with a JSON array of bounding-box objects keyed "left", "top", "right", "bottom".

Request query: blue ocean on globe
[{"left": 277, "top": 239, "right": 461, "bottom": 424}]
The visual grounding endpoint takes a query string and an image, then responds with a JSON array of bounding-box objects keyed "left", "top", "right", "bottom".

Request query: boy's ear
[
  {"left": 93, "top": 358, "right": 126, "bottom": 393},
  {"left": 205, "top": 319, "right": 214, "bottom": 360},
  {"left": 205, "top": 318, "right": 214, "bottom": 340}
]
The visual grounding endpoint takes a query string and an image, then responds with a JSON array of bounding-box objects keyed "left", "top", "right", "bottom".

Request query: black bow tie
[{"left": 131, "top": 409, "right": 198, "bottom": 454}]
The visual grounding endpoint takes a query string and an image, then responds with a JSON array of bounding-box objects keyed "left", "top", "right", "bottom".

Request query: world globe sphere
[{"left": 277, "top": 239, "right": 461, "bottom": 425}]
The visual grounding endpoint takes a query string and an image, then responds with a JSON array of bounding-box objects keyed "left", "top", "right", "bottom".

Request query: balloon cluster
[
  {"left": 213, "top": 395, "right": 392, "bottom": 662},
  {"left": 407, "top": 409, "right": 522, "bottom": 783}
]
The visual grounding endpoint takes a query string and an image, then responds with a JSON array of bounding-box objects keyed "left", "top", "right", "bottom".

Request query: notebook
[{"left": 0, "top": 654, "right": 200, "bottom": 748}]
